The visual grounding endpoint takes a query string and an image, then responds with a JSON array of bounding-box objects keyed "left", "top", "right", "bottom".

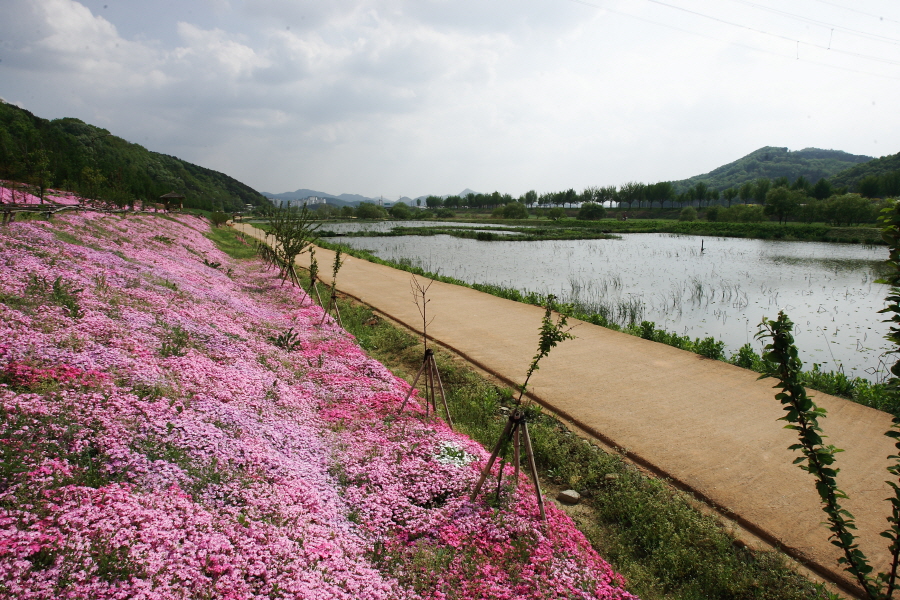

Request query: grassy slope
[{"left": 212, "top": 226, "right": 834, "bottom": 600}]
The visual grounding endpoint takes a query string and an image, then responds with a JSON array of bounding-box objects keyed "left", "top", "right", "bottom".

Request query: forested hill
[
  {"left": 672, "top": 146, "right": 872, "bottom": 193},
  {"left": 829, "top": 151, "right": 900, "bottom": 191},
  {"left": 0, "top": 100, "right": 267, "bottom": 212}
]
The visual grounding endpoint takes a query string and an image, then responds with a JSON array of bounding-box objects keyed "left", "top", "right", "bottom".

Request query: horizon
[{"left": 2, "top": 0, "right": 898, "bottom": 199}]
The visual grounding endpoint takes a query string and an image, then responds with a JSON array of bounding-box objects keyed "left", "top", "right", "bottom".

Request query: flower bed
[{"left": 0, "top": 212, "right": 636, "bottom": 599}]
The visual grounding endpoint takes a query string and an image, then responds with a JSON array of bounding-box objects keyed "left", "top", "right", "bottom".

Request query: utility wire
[
  {"left": 638, "top": 0, "right": 900, "bottom": 66},
  {"left": 727, "top": 0, "right": 900, "bottom": 46},
  {"left": 563, "top": 0, "right": 900, "bottom": 80},
  {"left": 811, "top": 0, "right": 900, "bottom": 27}
]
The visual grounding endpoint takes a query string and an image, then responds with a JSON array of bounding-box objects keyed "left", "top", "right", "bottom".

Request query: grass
[
  {"left": 202, "top": 225, "right": 833, "bottom": 600},
  {"left": 332, "top": 281, "right": 831, "bottom": 600}
]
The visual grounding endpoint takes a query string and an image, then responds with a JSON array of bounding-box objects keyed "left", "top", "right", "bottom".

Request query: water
[
  {"left": 325, "top": 232, "right": 892, "bottom": 380},
  {"left": 318, "top": 220, "right": 518, "bottom": 234}
]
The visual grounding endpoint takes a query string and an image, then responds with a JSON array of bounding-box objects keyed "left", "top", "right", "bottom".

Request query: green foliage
[
  {"left": 678, "top": 206, "right": 697, "bottom": 222},
  {"left": 545, "top": 207, "right": 566, "bottom": 221},
  {"left": 716, "top": 204, "right": 766, "bottom": 223},
  {"left": 268, "top": 327, "right": 302, "bottom": 351},
  {"left": 758, "top": 312, "right": 900, "bottom": 599},
  {"left": 159, "top": 324, "right": 191, "bottom": 358},
  {"left": 0, "top": 101, "right": 267, "bottom": 211},
  {"left": 672, "top": 146, "right": 872, "bottom": 194},
  {"left": 336, "top": 294, "right": 825, "bottom": 600},
  {"left": 389, "top": 201, "right": 412, "bottom": 219},
  {"left": 267, "top": 205, "right": 320, "bottom": 286},
  {"left": 517, "top": 296, "right": 574, "bottom": 404},
  {"left": 830, "top": 151, "right": 900, "bottom": 195},
  {"left": 209, "top": 212, "right": 229, "bottom": 227},
  {"left": 764, "top": 187, "right": 804, "bottom": 224},
  {"left": 356, "top": 202, "right": 389, "bottom": 219},
  {"left": 577, "top": 202, "right": 606, "bottom": 220},
  {"left": 500, "top": 201, "right": 528, "bottom": 219}
]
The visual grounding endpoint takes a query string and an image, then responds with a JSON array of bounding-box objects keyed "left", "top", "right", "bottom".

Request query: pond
[{"left": 324, "top": 232, "right": 892, "bottom": 380}]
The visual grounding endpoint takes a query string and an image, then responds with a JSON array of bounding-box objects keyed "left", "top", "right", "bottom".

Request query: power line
[
  {"left": 811, "top": 0, "right": 900, "bottom": 27},
  {"left": 727, "top": 0, "right": 900, "bottom": 46},
  {"left": 638, "top": 0, "right": 900, "bottom": 66},
  {"left": 562, "top": 0, "right": 900, "bottom": 80}
]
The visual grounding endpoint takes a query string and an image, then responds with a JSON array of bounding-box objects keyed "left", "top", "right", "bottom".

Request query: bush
[
  {"left": 577, "top": 202, "right": 606, "bottom": 220},
  {"left": 679, "top": 206, "right": 697, "bottom": 222},
  {"left": 209, "top": 212, "right": 229, "bottom": 228},
  {"left": 501, "top": 202, "right": 528, "bottom": 219},
  {"left": 355, "top": 202, "right": 388, "bottom": 219},
  {"left": 389, "top": 202, "right": 412, "bottom": 220},
  {"left": 705, "top": 205, "right": 719, "bottom": 222},
  {"left": 546, "top": 207, "right": 566, "bottom": 221}
]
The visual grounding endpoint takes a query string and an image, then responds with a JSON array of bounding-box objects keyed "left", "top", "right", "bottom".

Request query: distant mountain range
[{"left": 263, "top": 189, "right": 482, "bottom": 207}]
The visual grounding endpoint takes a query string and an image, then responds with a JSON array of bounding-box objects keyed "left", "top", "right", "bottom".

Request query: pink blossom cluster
[
  {"left": 0, "top": 184, "right": 80, "bottom": 205},
  {"left": 0, "top": 212, "right": 637, "bottom": 599}
]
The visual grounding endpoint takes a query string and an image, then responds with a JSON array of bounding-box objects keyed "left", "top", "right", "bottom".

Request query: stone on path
[{"left": 557, "top": 489, "right": 581, "bottom": 505}]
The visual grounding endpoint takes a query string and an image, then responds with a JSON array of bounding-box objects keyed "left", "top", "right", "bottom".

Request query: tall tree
[
  {"left": 764, "top": 187, "right": 802, "bottom": 224},
  {"left": 753, "top": 178, "right": 771, "bottom": 204}
]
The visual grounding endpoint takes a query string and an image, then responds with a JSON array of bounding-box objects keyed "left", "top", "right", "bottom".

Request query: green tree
[
  {"left": 753, "top": 178, "right": 770, "bottom": 204},
  {"left": 523, "top": 190, "right": 537, "bottom": 207},
  {"left": 692, "top": 182, "right": 709, "bottom": 207},
  {"left": 722, "top": 187, "right": 738, "bottom": 207},
  {"left": 389, "top": 201, "right": 412, "bottom": 219},
  {"left": 425, "top": 195, "right": 443, "bottom": 208},
  {"left": 764, "top": 187, "right": 802, "bottom": 224},
  {"left": 356, "top": 202, "right": 388, "bottom": 219},
  {"left": 739, "top": 182, "right": 753, "bottom": 204},
  {"left": 546, "top": 207, "right": 565, "bottom": 221},
  {"left": 679, "top": 206, "right": 697, "bottom": 221},
  {"left": 813, "top": 178, "right": 833, "bottom": 200},
  {"left": 791, "top": 175, "right": 812, "bottom": 196},
  {"left": 26, "top": 148, "right": 53, "bottom": 204},
  {"left": 577, "top": 202, "right": 606, "bottom": 220},
  {"left": 859, "top": 175, "right": 882, "bottom": 198},
  {"left": 501, "top": 201, "right": 528, "bottom": 219},
  {"left": 825, "top": 194, "right": 875, "bottom": 226}
]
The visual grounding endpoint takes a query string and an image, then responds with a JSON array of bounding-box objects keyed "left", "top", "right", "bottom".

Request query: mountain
[
  {"left": 0, "top": 100, "right": 267, "bottom": 212},
  {"left": 262, "top": 189, "right": 384, "bottom": 207},
  {"left": 828, "top": 151, "right": 900, "bottom": 191},
  {"left": 671, "top": 146, "right": 873, "bottom": 193}
]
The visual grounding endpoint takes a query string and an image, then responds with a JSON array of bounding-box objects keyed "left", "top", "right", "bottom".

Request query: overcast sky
[{"left": 2, "top": 0, "right": 899, "bottom": 199}]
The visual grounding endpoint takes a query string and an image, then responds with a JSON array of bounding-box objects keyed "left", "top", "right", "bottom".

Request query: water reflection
[{"left": 326, "top": 232, "right": 890, "bottom": 380}]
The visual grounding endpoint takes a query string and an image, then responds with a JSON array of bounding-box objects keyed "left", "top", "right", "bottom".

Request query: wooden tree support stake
[
  {"left": 470, "top": 409, "right": 546, "bottom": 521},
  {"left": 397, "top": 348, "right": 453, "bottom": 429}
]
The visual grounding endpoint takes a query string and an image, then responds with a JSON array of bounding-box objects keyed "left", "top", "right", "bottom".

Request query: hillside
[
  {"left": 0, "top": 212, "right": 635, "bottom": 599},
  {"left": 0, "top": 101, "right": 268, "bottom": 212},
  {"left": 829, "top": 151, "right": 900, "bottom": 193},
  {"left": 672, "top": 146, "right": 872, "bottom": 192}
]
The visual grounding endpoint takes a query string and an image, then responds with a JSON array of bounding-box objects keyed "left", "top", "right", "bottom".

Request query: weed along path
[{"left": 235, "top": 223, "right": 895, "bottom": 597}]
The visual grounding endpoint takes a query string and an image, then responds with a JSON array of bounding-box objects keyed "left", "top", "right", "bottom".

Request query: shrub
[
  {"left": 679, "top": 206, "right": 697, "bottom": 222},
  {"left": 577, "top": 202, "right": 606, "bottom": 220}
]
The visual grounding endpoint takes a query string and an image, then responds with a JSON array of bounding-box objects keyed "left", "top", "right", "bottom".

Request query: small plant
[
  {"left": 269, "top": 327, "right": 302, "bottom": 351},
  {"left": 152, "top": 235, "right": 174, "bottom": 245},
  {"left": 470, "top": 295, "right": 575, "bottom": 520},
  {"left": 159, "top": 324, "right": 191, "bottom": 358},
  {"left": 203, "top": 258, "right": 221, "bottom": 270},
  {"left": 48, "top": 276, "right": 83, "bottom": 319},
  {"left": 321, "top": 248, "right": 345, "bottom": 326}
]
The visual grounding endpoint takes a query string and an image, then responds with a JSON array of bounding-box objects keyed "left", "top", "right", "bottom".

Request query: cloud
[{"left": 1, "top": 0, "right": 897, "bottom": 197}]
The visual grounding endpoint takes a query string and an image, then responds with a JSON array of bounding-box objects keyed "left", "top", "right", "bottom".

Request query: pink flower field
[{"left": 0, "top": 212, "right": 637, "bottom": 599}]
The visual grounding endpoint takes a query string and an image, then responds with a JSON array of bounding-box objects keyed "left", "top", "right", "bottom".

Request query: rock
[
  {"left": 498, "top": 406, "right": 510, "bottom": 415},
  {"left": 604, "top": 473, "right": 619, "bottom": 481},
  {"left": 557, "top": 489, "right": 581, "bottom": 505}
]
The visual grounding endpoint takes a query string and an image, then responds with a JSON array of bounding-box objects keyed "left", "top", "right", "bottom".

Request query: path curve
[{"left": 236, "top": 223, "right": 895, "bottom": 597}]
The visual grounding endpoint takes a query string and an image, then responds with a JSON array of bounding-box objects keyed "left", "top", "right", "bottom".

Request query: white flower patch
[{"left": 433, "top": 441, "right": 476, "bottom": 468}]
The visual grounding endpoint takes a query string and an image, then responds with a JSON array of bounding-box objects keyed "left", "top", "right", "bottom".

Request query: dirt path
[{"left": 235, "top": 223, "right": 895, "bottom": 597}]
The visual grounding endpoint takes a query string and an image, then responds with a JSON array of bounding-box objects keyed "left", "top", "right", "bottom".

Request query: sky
[{"left": 1, "top": 0, "right": 899, "bottom": 199}]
